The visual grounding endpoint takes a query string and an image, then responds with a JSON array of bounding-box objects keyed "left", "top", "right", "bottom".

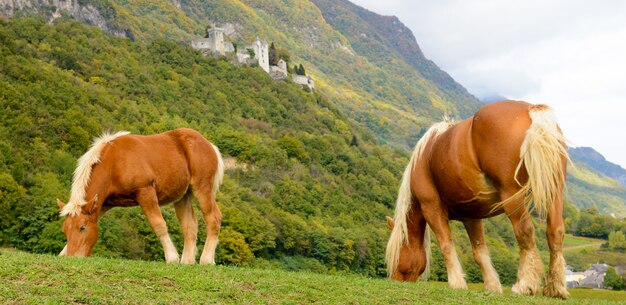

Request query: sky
[{"left": 349, "top": 0, "right": 626, "bottom": 169}]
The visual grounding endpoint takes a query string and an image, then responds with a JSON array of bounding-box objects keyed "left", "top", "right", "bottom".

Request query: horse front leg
[
  {"left": 137, "top": 187, "right": 180, "bottom": 263},
  {"left": 543, "top": 192, "right": 569, "bottom": 299},
  {"left": 422, "top": 201, "right": 467, "bottom": 289},
  {"left": 463, "top": 219, "right": 502, "bottom": 292}
]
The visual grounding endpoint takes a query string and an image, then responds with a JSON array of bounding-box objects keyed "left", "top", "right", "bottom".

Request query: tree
[
  {"left": 275, "top": 47, "right": 291, "bottom": 64},
  {"left": 608, "top": 230, "right": 626, "bottom": 251},
  {"left": 217, "top": 227, "right": 254, "bottom": 266},
  {"left": 276, "top": 136, "right": 309, "bottom": 162},
  {"left": 350, "top": 135, "right": 358, "bottom": 147},
  {"left": 269, "top": 42, "right": 277, "bottom": 65},
  {"left": 0, "top": 173, "right": 26, "bottom": 245},
  {"left": 604, "top": 267, "right": 625, "bottom": 290},
  {"left": 298, "top": 64, "right": 306, "bottom": 76}
]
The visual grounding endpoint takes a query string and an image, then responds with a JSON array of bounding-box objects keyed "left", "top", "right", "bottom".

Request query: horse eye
[{"left": 79, "top": 226, "right": 86, "bottom": 233}]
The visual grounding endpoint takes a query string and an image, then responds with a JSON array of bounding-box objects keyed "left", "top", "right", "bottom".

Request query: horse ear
[
  {"left": 386, "top": 216, "right": 395, "bottom": 231},
  {"left": 57, "top": 198, "right": 66, "bottom": 210},
  {"left": 82, "top": 194, "right": 99, "bottom": 215}
]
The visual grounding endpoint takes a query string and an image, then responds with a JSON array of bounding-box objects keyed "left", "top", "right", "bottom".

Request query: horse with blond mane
[
  {"left": 385, "top": 100, "right": 569, "bottom": 299},
  {"left": 57, "top": 128, "right": 225, "bottom": 264}
]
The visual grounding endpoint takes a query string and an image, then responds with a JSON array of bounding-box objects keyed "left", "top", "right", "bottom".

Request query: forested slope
[{"left": 0, "top": 18, "right": 402, "bottom": 275}]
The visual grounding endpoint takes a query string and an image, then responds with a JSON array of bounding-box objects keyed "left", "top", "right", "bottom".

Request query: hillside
[
  {"left": 570, "top": 147, "right": 626, "bottom": 187},
  {"left": 311, "top": 0, "right": 479, "bottom": 117},
  {"left": 2, "top": 0, "right": 624, "bottom": 220},
  {"left": 0, "top": 17, "right": 404, "bottom": 275},
  {"left": 567, "top": 151, "right": 626, "bottom": 218},
  {"left": 1, "top": 0, "right": 481, "bottom": 149},
  {"left": 1, "top": 249, "right": 624, "bottom": 304}
]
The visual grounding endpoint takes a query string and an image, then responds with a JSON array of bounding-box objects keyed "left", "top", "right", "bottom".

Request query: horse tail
[
  {"left": 514, "top": 104, "right": 569, "bottom": 219},
  {"left": 210, "top": 143, "right": 225, "bottom": 196},
  {"left": 386, "top": 120, "right": 452, "bottom": 279}
]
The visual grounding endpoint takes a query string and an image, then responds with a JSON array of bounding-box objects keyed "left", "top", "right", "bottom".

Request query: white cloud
[{"left": 350, "top": 0, "right": 626, "bottom": 168}]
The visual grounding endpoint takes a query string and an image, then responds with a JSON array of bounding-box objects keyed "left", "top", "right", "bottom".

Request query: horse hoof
[
  {"left": 180, "top": 258, "right": 196, "bottom": 264},
  {"left": 485, "top": 283, "right": 503, "bottom": 293},
  {"left": 544, "top": 284, "right": 569, "bottom": 299},
  {"left": 449, "top": 280, "right": 468, "bottom": 289},
  {"left": 512, "top": 282, "right": 540, "bottom": 296}
]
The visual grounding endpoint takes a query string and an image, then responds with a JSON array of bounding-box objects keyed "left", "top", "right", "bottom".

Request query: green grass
[
  {"left": 564, "top": 234, "right": 603, "bottom": 248},
  {"left": 1, "top": 249, "right": 624, "bottom": 304}
]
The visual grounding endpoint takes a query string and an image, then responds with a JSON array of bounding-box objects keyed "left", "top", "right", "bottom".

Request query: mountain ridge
[
  {"left": 311, "top": 0, "right": 479, "bottom": 117},
  {"left": 569, "top": 147, "right": 626, "bottom": 187}
]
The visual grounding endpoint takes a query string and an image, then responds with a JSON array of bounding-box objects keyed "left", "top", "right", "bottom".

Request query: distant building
[
  {"left": 191, "top": 27, "right": 229, "bottom": 56},
  {"left": 191, "top": 26, "right": 313, "bottom": 86},
  {"left": 292, "top": 74, "right": 315, "bottom": 90},
  {"left": 579, "top": 263, "right": 609, "bottom": 289},
  {"left": 270, "top": 59, "right": 288, "bottom": 80},
  {"left": 566, "top": 265, "right": 585, "bottom": 288},
  {"left": 248, "top": 36, "right": 270, "bottom": 73}
]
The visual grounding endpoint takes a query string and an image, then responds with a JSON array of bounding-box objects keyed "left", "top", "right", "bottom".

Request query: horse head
[
  {"left": 56, "top": 195, "right": 99, "bottom": 257},
  {"left": 385, "top": 216, "right": 429, "bottom": 282}
]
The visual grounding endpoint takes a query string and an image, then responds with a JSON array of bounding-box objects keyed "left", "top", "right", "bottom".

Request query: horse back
[{"left": 98, "top": 128, "right": 215, "bottom": 205}]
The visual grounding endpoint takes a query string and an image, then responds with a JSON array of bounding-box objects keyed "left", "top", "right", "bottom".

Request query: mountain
[
  {"left": 566, "top": 150, "right": 626, "bottom": 217},
  {"left": 310, "top": 0, "right": 480, "bottom": 117},
  {"left": 569, "top": 147, "right": 626, "bottom": 187},
  {"left": 1, "top": 0, "right": 481, "bottom": 149}
]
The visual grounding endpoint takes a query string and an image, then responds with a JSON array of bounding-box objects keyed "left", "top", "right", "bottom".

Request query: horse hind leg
[
  {"left": 174, "top": 192, "right": 198, "bottom": 264},
  {"left": 463, "top": 219, "right": 502, "bottom": 292},
  {"left": 543, "top": 191, "right": 569, "bottom": 299},
  {"left": 136, "top": 186, "right": 180, "bottom": 263},
  {"left": 503, "top": 191, "right": 544, "bottom": 295},
  {"left": 195, "top": 189, "right": 222, "bottom": 265}
]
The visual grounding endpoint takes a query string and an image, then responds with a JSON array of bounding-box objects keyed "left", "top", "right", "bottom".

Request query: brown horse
[
  {"left": 385, "top": 100, "right": 569, "bottom": 299},
  {"left": 56, "top": 128, "right": 224, "bottom": 264}
]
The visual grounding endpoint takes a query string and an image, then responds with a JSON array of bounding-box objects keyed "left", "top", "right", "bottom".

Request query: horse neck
[
  {"left": 405, "top": 207, "right": 427, "bottom": 245},
  {"left": 83, "top": 166, "right": 112, "bottom": 216}
]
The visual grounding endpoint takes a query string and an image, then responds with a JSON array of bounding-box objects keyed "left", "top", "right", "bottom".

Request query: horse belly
[
  {"left": 435, "top": 171, "right": 502, "bottom": 219},
  {"left": 153, "top": 161, "right": 192, "bottom": 205}
]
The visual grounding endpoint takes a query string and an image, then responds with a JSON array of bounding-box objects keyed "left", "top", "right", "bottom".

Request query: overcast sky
[{"left": 349, "top": 0, "right": 626, "bottom": 169}]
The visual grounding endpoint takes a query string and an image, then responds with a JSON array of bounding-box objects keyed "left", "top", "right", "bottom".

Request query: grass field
[
  {"left": 1, "top": 248, "right": 624, "bottom": 304},
  {"left": 564, "top": 234, "right": 604, "bottom": 250}
]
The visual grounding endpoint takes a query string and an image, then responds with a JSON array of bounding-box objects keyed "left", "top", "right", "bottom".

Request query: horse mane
[
  {"left": 61, "top": 131, "right": 130, "bottom": 217},
  {"left": 210, "top": 143, "right": 225, "bottom": 196},
  {"left": 386, "top": 119, "right": 453, "bottom": 279}
]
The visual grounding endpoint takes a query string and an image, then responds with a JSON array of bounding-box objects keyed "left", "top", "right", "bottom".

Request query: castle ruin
[{"left": 191, "top": 26, "right": 313, "bottom": 90}]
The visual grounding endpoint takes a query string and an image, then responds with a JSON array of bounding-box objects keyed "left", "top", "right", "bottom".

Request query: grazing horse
[
  {"left": 385, "top": 100, "right": 569, "bottom": 299},
  {"left": 56, "top": 128, "right": 225, "bottom": 264}
]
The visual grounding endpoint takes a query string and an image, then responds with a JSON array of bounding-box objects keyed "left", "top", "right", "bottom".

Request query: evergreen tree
[
  {"left": 298, "top": 64, "right": 306, "bottom": 76},
  {"left": 350, "top": 135, "right": 358, "bottom": 147},
  {"left": 269, "top": 42, "right": 277, "bottom": 65}
]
